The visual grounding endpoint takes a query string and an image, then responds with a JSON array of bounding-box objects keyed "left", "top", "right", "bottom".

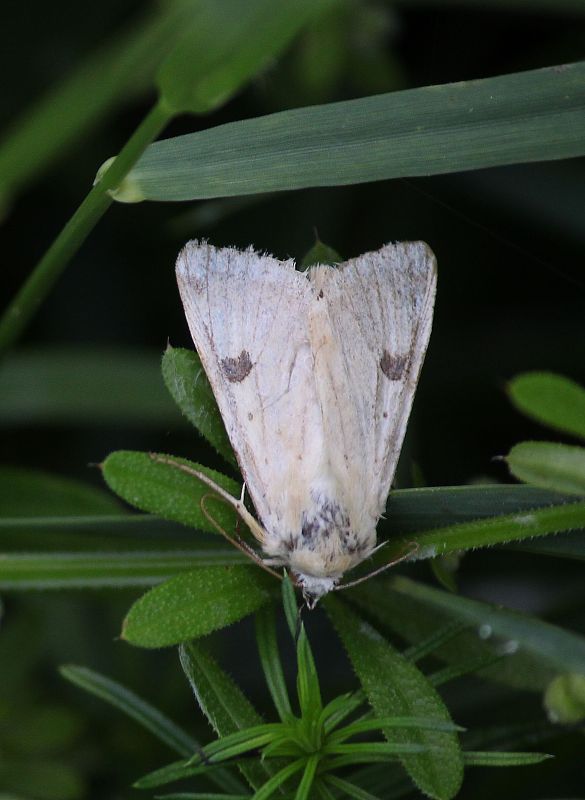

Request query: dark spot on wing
[
  {"left": 248, "top": 412, "right": 253, "bottom": 421},
  {"left": 380, "top": 350, "right": 408, "bottom": 381},
  {"left": 221, "top": 350, "right": 253, "bottom": 382},
  {"left": 317, "top": 289, "right": 324, "bottom": 299}
]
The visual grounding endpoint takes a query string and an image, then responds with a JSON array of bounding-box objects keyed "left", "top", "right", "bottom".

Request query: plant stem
[{"left": 0, "top": 100, "right": 171, "bottom": 356}]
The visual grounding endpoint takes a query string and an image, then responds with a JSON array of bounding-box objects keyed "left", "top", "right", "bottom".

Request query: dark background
[{"left": 1, "top": 1, "right": 584, "bottom": 798}]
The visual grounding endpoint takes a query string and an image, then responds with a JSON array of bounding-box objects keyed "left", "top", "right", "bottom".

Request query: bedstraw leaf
[
  {"left": 121, "top": 565, "right": 272, "bottom": 647},
  {"left": 101, "top": 450, "right": 239, "bottom": 534},
  {"left": 162, "top": 346, "right": 236, "bottom": 466},
  {"left": 325, "top": 597, "right": 463, "bottom": 800},
  {"left": 121, "top": 62, "right": 585, "bottom": 202},
  {"left": 505, "top": 441, "right": 585, "bottom": 496},
  {"left": 508, "top": 371, "right": 585, "bottom": 440},
  {"left": 179, "top": 641, "right": 273, "bottom": 790}
]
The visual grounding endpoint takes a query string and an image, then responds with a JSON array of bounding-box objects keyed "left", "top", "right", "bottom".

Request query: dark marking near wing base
[
  {"left": 221, "top": 350, "right": 253, "bottom": 382},
  {"left": 380, "top": 350, "right": 408, "bottom": 381}
]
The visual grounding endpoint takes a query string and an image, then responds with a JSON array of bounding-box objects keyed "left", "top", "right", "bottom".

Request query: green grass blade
[
  {"left": 121, "top": 566, "right": 272, "bottom": 647},
  {"left": 326, "top": 597, "right": 463, "bottom": 800},
  {"left": 506, "top": 441, "right": 585, "bottom": 495},
  {"left": 388, "top": 499, "right": 585, "bottom": 563},
  {"left": 162, "top": 346, "right": 235, "bottom": 465},
  {"left": 0, "top": 549, "right": 246, "bottom": 590},
  {"left": 59, "top": 665, "right": 198, "bottom": 757},
  {"left": 255, "top": 607, "right": 293, "bottom": 721},
  {"left": 508, "top": 371, "right": 585, "bottom": 441},
  {"left": 124, "top": 62, "right": 585, "bottom": 202}
]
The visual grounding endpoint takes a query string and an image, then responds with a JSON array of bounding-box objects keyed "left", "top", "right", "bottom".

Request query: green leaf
[
  {"left": 0, "top": 549, "right": 245, "bottom": 590},
  {"left": 381, "top": 485, "right": 573, "bottom": 533},
  {"left": 101, "top": 450, "right": 240, "bottom": 534},
  {"left": 59, "top": 665, "right": 198, "bottom": 757},
  {"left": 156, "top": 0, "right": 332, "bottom": 115},
  {"left": 294, "top": 754, "right": 319, "bottom": 800},
  {"left": 282, "top": 574, "right": 300, "bottom": 638},
  {"left": 249, "top": 759, "right": 306, "bottom": 800},
  {"left": 0, "top": 466, "right": 120, "bottom": 517},
  {"left": 124, "top": 62, "right": 585, "bottom": 202},
  {"left": 390, "top": 576, "right": 585, "bottom": 676},
  {"left": 506, "top": 441, "right": 585, "bottom": 495},
  {"left": 384, "top": 498, "right": 585, "bottom": 564},
  {"left": 0, "top": 348, "right": 178, "bottom": 426},
  {"left": 325, "top": 597, "right": 463, "bottom": 800},
  {"left": 296, "top": 626, "right": 322, "bottom": 723},
  {"left": 544, "top": 673, "right": 585, "bottom": 723},
  {"left": 462, "top": 751, "right": 551, "bottom": 767},
  {"left": 179, "top": 641, "right": 272, "bottom": 790},
  {"left": 508, "top": 371, "right": 585, "bottom": 440},
  {"left": 255, "top": 607, "right": 293, "bottom": 721},
  {"left": 162, "top": 346, "right": 235, "bottom": 466},
  {"left": 122, "top": 566, "right": 272, "bottom": 647}
]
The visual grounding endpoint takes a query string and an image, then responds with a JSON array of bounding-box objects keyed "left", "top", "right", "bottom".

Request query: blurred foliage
[{"left": 1, "top": 0, "right": 585, "bottom": 798}]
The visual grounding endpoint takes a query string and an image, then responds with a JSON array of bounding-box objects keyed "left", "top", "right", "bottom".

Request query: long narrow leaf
[
  {"left": 123, "top": 63, "right": 585, "bottom": 202},
  {"left": 0, "top": 550, "right": 245, "bottom": 590},
  {"left": 255, "top": 607, "right": 293, "bottom": 721},
  {"left": 60, "top": 665, "right": 197, "bottom": 756}
]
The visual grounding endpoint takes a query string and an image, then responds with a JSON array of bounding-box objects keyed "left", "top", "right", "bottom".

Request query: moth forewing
[{"left": 176, "top": 240, "right": 436, "bottom": 604}]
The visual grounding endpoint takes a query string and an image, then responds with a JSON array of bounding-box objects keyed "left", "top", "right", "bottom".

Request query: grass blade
[{"left": 125, "top": 63, "right": 585, "bottom": 202}]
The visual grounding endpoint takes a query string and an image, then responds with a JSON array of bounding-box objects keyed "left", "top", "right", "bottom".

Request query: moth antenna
[
  {"left": 148, "top": 453, "right": 267, "bottom": 543},
  {"left": 334, "top": 542, "right": 419, "bottom": 592},
  {"left": 199, "top": 494, "right": 282, "bottom": 581}
]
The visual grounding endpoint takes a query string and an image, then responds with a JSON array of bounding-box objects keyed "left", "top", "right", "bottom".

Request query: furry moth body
[{"left": 176, "top": 241, "right": 436, "bottom": 605}]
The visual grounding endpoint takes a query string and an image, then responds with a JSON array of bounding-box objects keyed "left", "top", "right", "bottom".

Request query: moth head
[{"left": 295, "top": 572, "right": 339, "bottom": 609}]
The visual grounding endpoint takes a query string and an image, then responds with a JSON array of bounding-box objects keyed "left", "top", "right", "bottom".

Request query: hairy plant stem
[{"left": 0, "top": 100, "right": 171, "bottom": 356}]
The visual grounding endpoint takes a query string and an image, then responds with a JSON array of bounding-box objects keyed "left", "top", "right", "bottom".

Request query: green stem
[{"left": 0, "top": 100, "right": 171, "bottom": 356}]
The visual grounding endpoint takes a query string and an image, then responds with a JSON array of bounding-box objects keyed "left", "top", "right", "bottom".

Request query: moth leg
[
  {"left": 334, "top": 541, "right": 419, "bottom": 592},
  {"left": 148, "top": 453, "right": 267, "bottom": 543},
  {"left": 199, "top": 495, "right": 282, "bottom": 580}
]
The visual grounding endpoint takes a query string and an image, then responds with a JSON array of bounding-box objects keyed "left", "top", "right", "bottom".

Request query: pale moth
[{"left": 172, "top": 240, "right": 436, "bottom": 607}]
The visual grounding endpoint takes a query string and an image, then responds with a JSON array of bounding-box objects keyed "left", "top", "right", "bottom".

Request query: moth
[{"left": 173, "top": 240, "right": 436, "bottom": 606}]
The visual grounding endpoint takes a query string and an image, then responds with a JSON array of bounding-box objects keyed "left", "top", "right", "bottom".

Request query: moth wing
[
  {"left": 308, "top": 241, "right": 436, "bottom": 522},
  {"left": 176, "top": 241, "right": 323, "bottom": 541}
]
